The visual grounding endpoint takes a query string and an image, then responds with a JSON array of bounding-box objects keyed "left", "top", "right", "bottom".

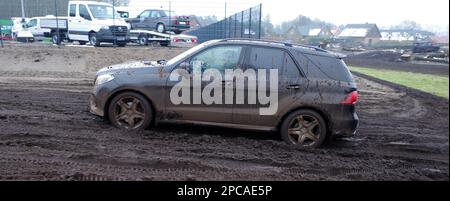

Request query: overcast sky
[{"left": 129, "top": 0, "right": 449, "bottom": 32}]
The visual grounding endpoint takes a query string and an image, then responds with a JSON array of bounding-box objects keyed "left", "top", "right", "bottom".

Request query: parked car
[
  {"left": 412, "top": 42, "right": 440, "bottom": 53},
  {"left": 126, "top": 9, "right": 190, "bottom": 34},
  {"left": 90, "top": 39, "right": 359, "bottom": 148}
]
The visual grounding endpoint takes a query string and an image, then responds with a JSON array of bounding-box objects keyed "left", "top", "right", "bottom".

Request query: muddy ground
[
  {"left": 344, "top": 50, "right": 449, "bottom": 75},
  {"left": 0, "top": 44, "right": 448, "bottom": 181}
]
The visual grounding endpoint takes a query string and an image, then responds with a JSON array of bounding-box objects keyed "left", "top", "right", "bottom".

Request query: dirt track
[
  {"left": 0, "top": 44, "right": 448, "bottom": 181},
  {"left": 344, "top": 50, "right": 449, "bottom": 75}
]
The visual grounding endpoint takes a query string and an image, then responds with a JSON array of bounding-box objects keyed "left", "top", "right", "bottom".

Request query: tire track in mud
[{"left": 0, "top": 75, "right": 448, "bottom": 180}]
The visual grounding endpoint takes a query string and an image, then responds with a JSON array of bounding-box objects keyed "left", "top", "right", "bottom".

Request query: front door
[{"left": 164, "top": 45, "right": 244, "bottom": 124}]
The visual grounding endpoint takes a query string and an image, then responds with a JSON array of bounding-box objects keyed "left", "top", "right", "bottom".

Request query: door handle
[
  {"left": 222, "top": 81, "right": 233, "bottom": 85},
  {"left": 287, "top": 84, "right": 300, "bottom": 89}
]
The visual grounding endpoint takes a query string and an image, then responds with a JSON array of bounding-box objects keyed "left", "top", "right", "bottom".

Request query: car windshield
[
  {"left": 89, "top": 4, "right": 120, "bottom": 19},
  {"left": 166, "top": 40, "right": 219, "bottom": 66}
]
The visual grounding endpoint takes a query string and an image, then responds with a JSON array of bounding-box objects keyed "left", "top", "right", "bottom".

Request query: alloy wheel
[
  {"left": 287, "top": 114, "right": 321, "bottom": 146},
  {"left": 113, "top": 97, "right": 146, "bottom": 129}
]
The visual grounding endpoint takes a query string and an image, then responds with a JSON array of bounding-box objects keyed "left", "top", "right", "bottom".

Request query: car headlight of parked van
[{"left": 95, "top": 74, "right": 115, "bottom": 86}]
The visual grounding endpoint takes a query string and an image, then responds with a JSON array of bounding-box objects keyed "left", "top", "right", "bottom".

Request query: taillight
[{"left": 340, "top": 91, "right": 358, "bottom": 105}]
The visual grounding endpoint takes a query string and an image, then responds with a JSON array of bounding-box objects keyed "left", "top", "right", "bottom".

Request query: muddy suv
[{"left": 90, "top": 39, "right": 359, "bottom": 147}]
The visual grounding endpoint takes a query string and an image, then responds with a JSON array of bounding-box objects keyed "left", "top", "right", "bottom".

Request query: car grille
[{"left": 109, "top": 26, "right": 128, "bottom": 36}]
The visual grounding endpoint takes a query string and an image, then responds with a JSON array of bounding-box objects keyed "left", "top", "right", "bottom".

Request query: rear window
[
  {"left": 304, "top": 54, "right": 353, "bottom": 82},
  {"left": 246, "top": 47, "right": 284, "bottom": 70}
]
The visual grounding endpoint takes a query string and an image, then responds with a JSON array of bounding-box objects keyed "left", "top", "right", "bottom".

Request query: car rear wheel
[
  {"left": 108, "top": 92, "right": 153, "bottom": 130},
  {"left": 280, "top": 109, "right": 327, "bottom": 148},
  {"left": 52, "top": 33, "right": 61, "bottom": 45}
]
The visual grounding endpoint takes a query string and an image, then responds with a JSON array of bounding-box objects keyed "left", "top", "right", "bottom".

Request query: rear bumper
[
  {"left": 169, "top": 24, "right": 190, "bottom": 31},
  {"left": 327, "top": 104, "right": 359, "bottom": 136},
  {"left": 332, "top": 112, "right": 359, "bottom": 136}
]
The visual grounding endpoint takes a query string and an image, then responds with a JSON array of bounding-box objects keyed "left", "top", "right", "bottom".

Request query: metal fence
[{"left": 188, "top": 4, "right": 262, "bottom": 43}]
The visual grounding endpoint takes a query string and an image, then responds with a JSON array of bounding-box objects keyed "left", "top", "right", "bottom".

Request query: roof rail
[{"left": 220, "top": 38, "right": 328, "bottom": 53}]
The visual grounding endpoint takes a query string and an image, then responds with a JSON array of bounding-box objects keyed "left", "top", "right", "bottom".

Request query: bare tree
[{"left": 392, "top": 20, "right": 422, "bottom": 30}]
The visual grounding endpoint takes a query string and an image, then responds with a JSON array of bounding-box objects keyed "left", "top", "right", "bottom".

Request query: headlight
[
  {"left": 101, "top": 25, "right": 110, "bottom": 30},
  {"left": 95, "top": 74, "right": 115, "bottom": 86}
]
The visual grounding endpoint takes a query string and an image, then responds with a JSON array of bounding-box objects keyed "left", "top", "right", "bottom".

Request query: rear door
[
  {"left": 232, "top": 46, "right": 284, "bottom": 126},
  {"left": 147, "top": 10, "right": 163, "bottom": 30}
]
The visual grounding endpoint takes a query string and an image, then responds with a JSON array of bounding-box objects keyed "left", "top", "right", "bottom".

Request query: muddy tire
[
  {"left": 108, "top": 92, "right": 153, "bottom": 130},
  {"left": 280, "top": 109, "right": 327, "bottom": 148},
  {"left": 89, "top": 33, "right": 100, "bottom": 47}
]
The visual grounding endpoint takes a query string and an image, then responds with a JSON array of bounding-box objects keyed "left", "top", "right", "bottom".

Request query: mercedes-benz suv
[{"left": 90, "top": 39, "right": 359, "bottom": 148}]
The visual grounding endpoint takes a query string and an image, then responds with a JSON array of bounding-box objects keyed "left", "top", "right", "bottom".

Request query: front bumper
[
  {"left": 90, "top": 93, "right": 105, "bottom": 117},
  {"left": 97, "top": 27, "right": 129, "bottom": 43},
  {"left": 89, "top": 81, "right": 117, "bottom": 117}
]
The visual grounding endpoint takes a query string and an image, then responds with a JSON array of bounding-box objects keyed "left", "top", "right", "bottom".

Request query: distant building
[
  {"left": 286, "top": 25, "right": 333, "bottom": 37},
  {"left": 338, "top": 23, "right": 382, "bottom": 46},
  {"left": 380, "top": 29, "right": 435, "bottom": 42}
]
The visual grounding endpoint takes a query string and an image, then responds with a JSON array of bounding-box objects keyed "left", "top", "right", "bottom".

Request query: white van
[
  {"left": 67, "top": 1, "right": 129, "bottom": 46},
  {"left": 25, "top": 16, "right": 67, "bottom": 40}
]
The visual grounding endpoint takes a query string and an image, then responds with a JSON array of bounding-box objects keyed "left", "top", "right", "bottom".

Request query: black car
[
  {"left": 90, "top": 39, "right": 359, "bottom": 148},
  {"left": 413, "top": 42, "right": 440, "bottom": 53},
  {"left": 126, "top": 9, "right": 190, "bottom": 34}
]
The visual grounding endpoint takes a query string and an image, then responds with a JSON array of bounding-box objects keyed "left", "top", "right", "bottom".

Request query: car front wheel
[
  {"left": 89, "top": 33, "right": 100, "bottom": 47},
  {"left": 280, "top": 109, "right": 327, "bottom": 148},
  {"left": 108, "top": 92, "right": 153, "bottom": 130}
]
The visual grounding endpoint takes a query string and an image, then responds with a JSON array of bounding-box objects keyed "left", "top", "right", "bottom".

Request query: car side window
[
  {"left": 27, "top": 19, "right": 37, "bottom": 28},
  {"left": 79, "top": 5, "right": 91, "bottom": 20},
  {"left": 139, "top": 10, "right": 150, "bottom": 18},
  {"left": 69, "top": 4, "right": 76, "bottom": 17},
  {"left": 150, "top": 11, "right": 161, "bottom": 18},
  {"left": 246, "top": 47, "right": 284, "bottom": 70},
  {"left": 283, "top": 53, "right": 301, "bottom": 78},
  {"left": 190, "top": 46, "right": 242, "bottom": 73}
]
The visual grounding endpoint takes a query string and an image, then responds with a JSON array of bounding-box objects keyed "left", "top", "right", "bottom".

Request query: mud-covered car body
[{"left": 90, "top": 39, "right": 359, "bottom": 146}]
